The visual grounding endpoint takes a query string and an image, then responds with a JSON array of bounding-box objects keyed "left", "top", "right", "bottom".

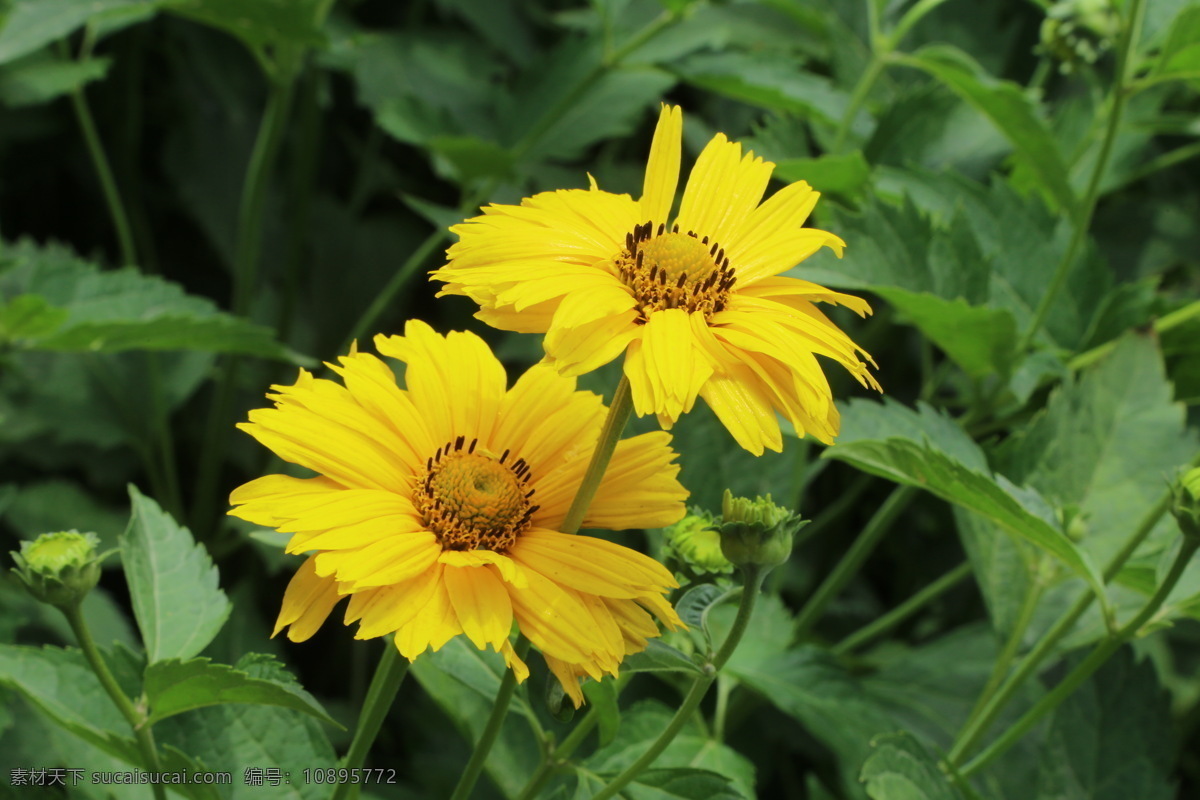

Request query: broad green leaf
[
  {"left": 826, "top": 400, "right": 1108, "bottom": 604},
  {"left": 707, "top": 592, "right": 794, "bottom": 674},
  {"left": 581, "top": 677, "right": 621, "bottom": 748},
  {"left": 0, "top": 645, "right": 140, "bottom": 765},
  {"left": 167, "top": 0, "right": 325, "bottom": 56},
  {"left": 676, "top": 583, "right": 730, "bottom": 647},
  {"left": 620, "top": 638, "right": 704, "bottom": 674},
  {"left": 154, "top": 655, "right": 337, "bottom": 800},
  {"left": 121, "top": 486, "right": 231, "bottom": 664},
  {"left": 0, "top": 293, "right": 67, "bottom": 340},
  {"left": 581, "top": 700, "right": 755, "bottom": 798},
  {"left": 773, "top": 152, "right": 871, "bottom": 197},
  {"left": 0, "top": 51, "right": 110, "bottom": 107},
  {"left": 142, "top": 655, "right": 339, "bottom": 727},
  {"left": 1155, "top": 6, "right": 1200, "bottom": 79},
  {"left": 427, "top": 134, "right": 515, "bottom": 183},
  {"left": 899, "top": 45, "right": 1077, "bottom": 219},
  {"left": 0, "top": 0, "right": 157, "bottom": 65},
  {"left": 865, "top": 84, "right": 1009, "bottom": 174},
  {"left": 674, "top": 51, "right": 849, "bottom": 125},
  {"left": 410, "top": 637, "right": 542, "bottom": 798},
  {"left": 860, "top": 732, "right": 962, "bottom": 800},
  {"left": 1034, "top": 648, "right": 1174, "bottom": 800},
  {"left": 0, "top": 238, "right": 308, "bottom": 362},
  {"left": 875, "top": 289, "right": 1018, "bottom": 379}
]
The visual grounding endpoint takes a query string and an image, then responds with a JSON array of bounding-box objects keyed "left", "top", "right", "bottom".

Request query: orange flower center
[
  {"left": 412, "top": 436, "right": 537, "bottom": 552},
  {"left": 615, "top": 221, "right": 736, "bottom": 320}
]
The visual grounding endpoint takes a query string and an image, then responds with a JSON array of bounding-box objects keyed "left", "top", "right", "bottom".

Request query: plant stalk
[
  {"left": 832, "top": 561, "right": 973, "bottom": 654},
  {"left": 561, "top": 375, "right": 634, "bottom": 535},
  {"left": 331, "top": 642, "right": 411, "bottom": 800}
]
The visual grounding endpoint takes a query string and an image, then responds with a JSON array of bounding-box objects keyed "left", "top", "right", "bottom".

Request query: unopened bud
[
  {"left": 10, "top": 531, "right": 104, "bottom": 609},
  {"left": 664, "top": 510, "right": 733, "bottom": 575},
  {"left": 717, "top": 490, "right": 806, "bottom": 571}
]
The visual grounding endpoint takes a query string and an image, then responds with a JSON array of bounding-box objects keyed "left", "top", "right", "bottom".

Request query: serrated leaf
[
  {"left": 121, "top": 486, "right": 231, "bottom": 663},
  {"left": 773, "top": 152, "right": 871, "bottom": 197},
  {"left": 827, "top": 400, "right": 1108, "bottom": 605},
  {"left": 900, "top": 46, "right": 1077, "bottom": 219},
  {"left": 0, "top": 237, "right": 308, "bottom": 362},
  {"left": 154, "top": 655, "right": 337, "bottom": 800},
  {"left": 142, "top": 656, "right": 340, "bottom": 727},
  {"left": 860, "top": 732, "right": 962, "bottom": 800},
  {"left": 875, "top": 289, "right": 1018, "bottom": 379},
  {"left": 0, "top": 0, "right": 158, "bottom": 66},
  {"left": 619, "top": 639, "right": 704, "bottom": 674},
  {"left": 0, "top": 645, "right": 140, "bottom": 765}
]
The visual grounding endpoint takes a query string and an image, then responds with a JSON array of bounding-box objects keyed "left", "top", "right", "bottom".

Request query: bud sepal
[
  {"left": 716, "top": 490, "right": 807, "bottom": 572},
  {"left": 10, "top": 530, "right": 107, "bottom": 609}
]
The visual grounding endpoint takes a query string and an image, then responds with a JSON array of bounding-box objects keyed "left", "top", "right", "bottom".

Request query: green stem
[
  {"left": 794, "top": 485, "right": 917, "bottom": 638},
  {"left": 960, "top": 538, "right": 1200, "bottom": 778},
  {"left": 947, "top": 473, "right": 1189, "bottom": 765},
  {"left": 62, "top": 604, "right": 165, "bottom": 800},
  {"left": 1016, "top": 0, "right": 1146, "bottom": 352},
  {"left": 833, "top": 53, "right": 887, "bottom": 153},
  {"left": 517, "top": 711, "right": 601, "bottom": 800},
  {"left": 67, "top": 69, "right": 137, "bottom": 267},
  {"left": 960, "top": 571, "right": 1045, "bottom": 732},
  {"left": 589, "top": 566, "right": 766, "bottom": 800},
  {"left": 561, "top": 376, "right": 633, "bottom": 535},
  {"left": 448, "top": 638, "right": 530, "bottom": 800},
  {"left": 1069, "top": 298, "right": 1200, "bottom": 372},
  {"left": 712, "top": 675, "right": 734, "bottom": 741},
  {"left": 331, "top": 643, "right": 410, "bottom": 800},
  {"left": 191, "top": 75, "right": 297, "bottom": 537},
  {"left": 832, "top": 561, "right": 973, "bottom": 655}
]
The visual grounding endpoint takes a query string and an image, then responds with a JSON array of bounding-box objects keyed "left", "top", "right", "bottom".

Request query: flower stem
[
  {"left": 516, "top": 710, "right": 600, "bottom": 800},
  {"left": 794, "top": 485, "right": 916, "bottom": 638},
  {"left": 62, "top": 604, "right": 165, "bottom": 800},
  {"left": 960, "top": 537, "right": 1200, "bottom": 778},
  {"left": 589, "top": 566, "right": 766, "bottom": 800},
  {"left": 331, "top": 642, "right": 410, "bottom": 800},
  {"left": 1016, "top": 0, "right": 1146, "bottom": 353},
  {"left": 1068, "top": 298, "right": 1200, "bottom": 372},
  {"left": 561, "top": 375, "right": 633, "bottom": 536},
  {"left": 448, "top": 637, "right": 531, "bottom": 800},
  {"left": 832, "top": 561, "right": 973, "bottom": 655}
]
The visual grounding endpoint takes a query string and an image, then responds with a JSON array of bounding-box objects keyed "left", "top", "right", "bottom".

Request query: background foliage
[{"left": 1, "top": 0, "right": 1199, "bottom": 798}]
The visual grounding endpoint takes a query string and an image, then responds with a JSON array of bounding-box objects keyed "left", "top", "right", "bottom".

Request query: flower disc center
[
  {"left": 413, "top": 438, "right": 537, "bottom": 552},
  {"left": 615, "top": 221, "right": 736, "bottom": 320}
]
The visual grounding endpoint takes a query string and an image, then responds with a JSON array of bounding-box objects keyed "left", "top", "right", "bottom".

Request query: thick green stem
[
  {"left": 948, "top": 473, "right": 1189, "bottom": 765},
  {"left": 960, "top": 538, "right": 1199, "bottom": 777},
  {"left": 448, "top": 638, "right": 530, "bottom": 800},
  {"left": 794, "top": 485, "right": 917, "bottom": 638},
  {"left": 67, "top": 75, "right": 137, "bottom": 267},
  {"left": 1017, "top": 0, "right": 1145, "bottom": 352},
  {"left": 1069, "top": 298, "right": 1200, "bottom": 372},
  {"left": 63, "top": 604, "right": 165, "bottom": 800},
  {"left": 589, "top": 567, "right": 766, "bottom": 800},
  {"left": 517, "top": 711, "right": 600, "bottom": 800},
  {"left": 561, "top": 376, "right": 633, "bottom": 535},
  {"left": 832, "top": 561, "right": 973, "bottom": 655},
  {"left": 192, "top": 75, "right": 297, "bottom": 537},
  {"left": 331, "top": 643, "right": 410, "bottom": 800}
]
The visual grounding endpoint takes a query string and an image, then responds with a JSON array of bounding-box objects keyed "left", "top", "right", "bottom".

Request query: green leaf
[
  {"left": 0, "top": 238, "right": 308, "bottom": 362},
  {"left": 826, "top": 400, "right": 1108, "bottom": 604},
  {"left": 167, "top": 0, "right": 325, "bottom": 55},
  {"left": 0, "top": 0, "right": 158, "bottom": 66},
  {"left": 142, "top": 655, "right": 340, "bottom": 727},
  {"left": 154, "top": 655, "right": 337, "bottom": 800},
  {"left": 773, "top": 152, "right": 871, "bottom": 198},
  {"left": 875, "top": 289, "right": 1018, "bottom": 379},
  {"left": 581, "top": 676, "right": 621, "bottom": 748},
  {"left": 427, "top": 134, "right": 515, "bottom": 183},
  {"left": 899, "top": 46, "right": 1077, "bottom": 219},
  {"left": 1155, "top": 6, "right": 1200, "bottom": 77},
  {"left": 410, "top": 637, "right": 542, "bottom": 798},
  {"left": 0, "top": 51, "right": 110, "bottom": 107},
  {"left": 581, "top": 700, "right": 755, "bottom": 798},
  {"left": 860, "top": 732, "right": 962, "bottom": 800},
  {"left": 1034, "top": 648, "right": 1174, "bottom": 800},
  {"left": 676, "top": 583, "right": 730, "bottom": 632},
  {"left": 0, "top": 644, "right": 140, "bottom": 765},
  {"left": 120, "top": 486, "right": 231, "bottom": 664},
  {"left": 620, "top": 639, "right": 704, "bottom": 675},
  {"left": 0, "top": 293, "right": 68, "bottom": 340},
  {"left": 673, "top": 50, "right": 849, "bottom": 125}
]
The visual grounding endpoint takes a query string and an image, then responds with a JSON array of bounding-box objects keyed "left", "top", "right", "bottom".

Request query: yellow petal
[
  {"left": 699, "top": 365, "right": 783, "bottom": 455},
  {"left": 585, "top": 432, "right": 688, "bottom": 531},
  {"left": 273, "top": 556, "right": 342, "bottom": 641},
  {"left": 351, "top": 564, "right": 442, "bottom": 639},
  {"left": 675, "top": 134, "right": 774, "bottom": 246},
  {"left": 394, "top": 574, "right": 462, "bottom": 659},
  {"left": 439, "top": 549, "right": 528, "bottom": 588},
  {"left": 444, "top": 564, "right": 513, "bottom": 651},
  {"left": 315, "top": 531, "right": 440, "bottom": 588},
  {"left": 543, "top": 655, "right": 586, "bottom": 708},
  {"left": 544, "top": 309, "right": 641, "bottom": 377},
  {"left": 508, "top": 568, "right": 598, "bottom": 664},
  {"left": 500, "top": 639, "right": 530, "bottom": 682},
  {"left": 721, "top": 179, "right": 818, "bottom": 265},
  {"left": 623, "top": 309, "right": 712, "bottom": 424},
  {"left": 639, "top": 104, "right": 683, "bottom": 226},
  {"left": 229, "top": 475, "right": 342, "bottom": 527}
]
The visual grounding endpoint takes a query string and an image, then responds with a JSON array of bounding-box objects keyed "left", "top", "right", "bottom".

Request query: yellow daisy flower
[
  {"left": 433, "top": 105, "right": 880, "bottom": 455},
  {"left": 229, "top": 320, "right": 686, "bottom": 706}
]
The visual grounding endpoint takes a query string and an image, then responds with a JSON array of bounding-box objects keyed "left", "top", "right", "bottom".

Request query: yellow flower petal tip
[
  {"left": 433, "top": 107, "right": 880, "bottom": 453},
  {"left": 232, "top": 323, "right": 689, "bottom": 701}
]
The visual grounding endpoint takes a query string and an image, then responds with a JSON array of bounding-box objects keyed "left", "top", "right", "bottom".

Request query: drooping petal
[
  {"left": 349, "top": 564, "right": 443, "bottom": 639},
  {"left": 509, "top": 528, "right": 675, "bottom": 599},
  {"left": 444, "top": 564, "right": 513, "bottom": 651},
  {"left": 623, "top": 308, "right": 712, "bottom": 425},
  {"left": 273, "top": 556, "right": 343, "bottom": 641}
]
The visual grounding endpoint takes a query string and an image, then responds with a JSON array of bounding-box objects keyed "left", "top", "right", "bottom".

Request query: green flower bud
[
  {"left": 10, "top": 531, "right": 104, "bottom": 609},
  {"left": 663, "top": 510, "right": 734, "bottom": 575},
  {"left": 1171, "top": 466, "right": 1200, "bottom": 542},
  {"left": 716, "top": 490, "right": 807, "bottom": 571}
]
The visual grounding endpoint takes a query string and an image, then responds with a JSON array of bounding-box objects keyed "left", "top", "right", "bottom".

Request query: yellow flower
[
  {"left": 229, "top": 320, "right": 687, "bottom": 706},
  {"left": 433, "top": 105, "right": 880, "bottom": 454}
]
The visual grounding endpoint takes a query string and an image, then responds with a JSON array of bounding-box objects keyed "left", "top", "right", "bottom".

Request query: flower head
[
  {"left": 663, "top": 510, "right": 733, "bottom": 575},
  {"left": 230, "top": 321, "right": 687, "bottom": 706},
  {"left": 716, "top": 491, "right": 806, "bottom": 571},
  {"left": 433, "top": 105, "right": 880, "bottom": 455},
  {"left": 11, "top": 530, "right": 104, "bottom": 609}
]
